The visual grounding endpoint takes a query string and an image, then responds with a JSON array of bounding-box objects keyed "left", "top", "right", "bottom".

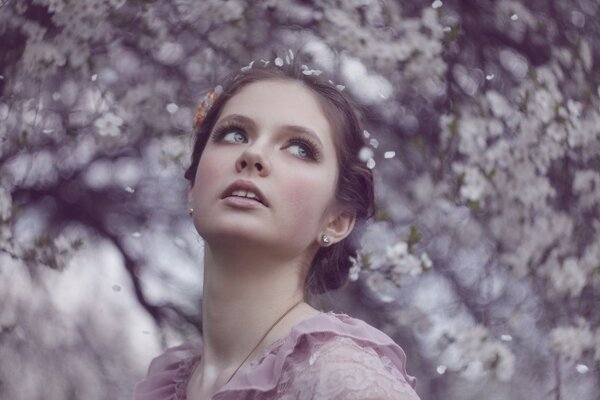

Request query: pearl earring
[
  {"left": 189, "top": 207, "right": 194, "bottom": 216},
  {"left": 320, "top": 234, "right": 330, "bottom": 245}
]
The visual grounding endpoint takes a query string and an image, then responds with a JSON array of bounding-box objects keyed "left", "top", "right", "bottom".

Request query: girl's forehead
[{"left": 220, "top": 80, "right": 332, "bottom": 134}]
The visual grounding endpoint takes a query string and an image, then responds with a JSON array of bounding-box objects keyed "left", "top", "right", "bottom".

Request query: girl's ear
[{"left": 321, "top": 209, "right": 356, "bottom": 245}]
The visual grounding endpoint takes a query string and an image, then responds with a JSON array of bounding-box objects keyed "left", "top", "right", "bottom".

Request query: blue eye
[
  {"left": 222, "top": 130, "right": 247, "bottom": 143},
  {"left": 212, "top": 122, "right": 248, "bottom": 143},
  {"left": 287, "top": 142, "right": 311, "bottom": 159}
]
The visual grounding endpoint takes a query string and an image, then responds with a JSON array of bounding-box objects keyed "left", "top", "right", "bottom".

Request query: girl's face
[{"left": 189, "top": 79, "right": 341, "bottom": 258}]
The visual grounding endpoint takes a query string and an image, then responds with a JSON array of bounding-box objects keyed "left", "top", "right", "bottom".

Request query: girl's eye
[
  {"left": 221, "top": 130, "right": 247, "bottom": 143},
  {"left": 211, "top": 122, "right": 248, "bottom": 143},
  {"left": 286, "top": 138, "right": 319, "bottom": 161}
]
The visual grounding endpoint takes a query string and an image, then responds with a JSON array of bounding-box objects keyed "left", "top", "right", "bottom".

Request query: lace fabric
[
  {"left": 133, "top": 312, "right": 421, "bottom": 400},
  {"left": 274, "top": 336, "right": 419, "bottom": 400}
]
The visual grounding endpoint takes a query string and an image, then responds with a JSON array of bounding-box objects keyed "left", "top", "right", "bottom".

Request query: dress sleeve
[
  {"left": 280, "top": 336, "right": 421, "bottom": 400},
  {"left": 132, "top": 341, "right": 201, "bottom": 400}
]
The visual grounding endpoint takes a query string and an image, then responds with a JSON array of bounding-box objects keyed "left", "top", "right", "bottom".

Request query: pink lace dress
[{"left": 133, "top": 311, "right": 421, "bottom": 400}]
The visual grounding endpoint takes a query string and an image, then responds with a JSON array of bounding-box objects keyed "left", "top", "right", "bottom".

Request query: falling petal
[
  {"left": 432, "top": 0, "right": 442, "bottom": 9},
  {"left": 363, "top": 129, "right": 371, "bottom": 138},
  {"left": 288, "top": 49, "right": 294, "bottom": 59},
  {"left": 328, "top": 79, "right": 335, "bottom": 85},
  {"left": 500, "top": 334, "right": 512, "bottom": 341},
  {"left": 336, "top": 85, "right": 345, "bottom": 91},
  {"left": 285, "top": 55, "right": 290, "bottom": 64},
  {"left": 166, "top": 103, "right": 178, "bottom": 113},
  {"left": 443, "top": 26, "right": 451, "bottom": 32},
  {"left": 384, "top": 151, "right": 396, "bottom": 159},
  {"left": 132, "top": 232, "right": 141, "bottom": 238},
  {"left": 359, "top": 146, "right": 374, "bottom": 161},
  {"left": 301, "top": 64, "right": 308, "bottom": 70},
  {"left": 240, "top": 60, "right": 255, "bottom": 72},
  {"left": 43, "top": 128, "right": 55, "bottom": 134},
  {"left": 124, "top": 186, "right": 135, "bottom": 193},
  {"left": 575, "top": 364, "right": 589, "bottom": 374},
  {"left": 436, "top": 365, "right": 447, "bottom": 374},
  {"left": 91, "top": 74, "right": 98, "bottom": 81},
  {"left": 275, "top": 57, "right": 284, "bottom": 67},
  {"left": 511, "top": 14, "right": 518, "bottom": 21},
  {"left": 366, "top": 158, "right": 376, "bottom": 169},
  {"left": 369, "top": 138, "right": 379, "bottom": 148},
  {"left": 302, "top": 70, "right": 313, "bottom": 76},
  {"left": 486, "top": 74, "right": 495, "bottom": 80}
]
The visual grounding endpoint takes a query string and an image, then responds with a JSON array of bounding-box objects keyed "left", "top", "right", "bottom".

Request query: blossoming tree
[{"left": 0, "top": 0, "right": 598, "bottom": 399}]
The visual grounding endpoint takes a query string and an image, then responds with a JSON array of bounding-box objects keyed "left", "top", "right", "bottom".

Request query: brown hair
[{"left": 184, "top": 55, "right": 375, "bottom": 303}]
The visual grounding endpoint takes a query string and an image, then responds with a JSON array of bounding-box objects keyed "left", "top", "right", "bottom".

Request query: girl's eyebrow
[{"left": 216, "top": 113, "right": 323, "bottom": 148}]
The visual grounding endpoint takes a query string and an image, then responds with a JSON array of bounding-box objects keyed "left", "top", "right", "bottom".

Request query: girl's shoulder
[
  {"left": 225, "top": 311, "right": 421, "bottom": 400},
  {"left": 132, "top": 340, "right": 202, "bottom": 400}
]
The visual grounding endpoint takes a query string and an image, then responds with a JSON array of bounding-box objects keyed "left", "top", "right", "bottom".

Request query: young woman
[{"left": 133, "top": 54, "right": 421, "bottom": 400}]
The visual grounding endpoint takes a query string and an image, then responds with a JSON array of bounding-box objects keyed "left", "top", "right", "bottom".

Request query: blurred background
[{"left": 1, "top": 0, "right": 599, "bottom": 399}]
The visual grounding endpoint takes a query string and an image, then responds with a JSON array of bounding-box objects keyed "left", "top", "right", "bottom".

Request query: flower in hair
[{"left": 193, "top": 85, "right": 223, "bottom": 130}]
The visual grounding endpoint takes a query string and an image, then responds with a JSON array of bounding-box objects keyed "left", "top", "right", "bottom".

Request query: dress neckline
[{"left": 184, "top": 310, "right": 330, "bottom": 399}]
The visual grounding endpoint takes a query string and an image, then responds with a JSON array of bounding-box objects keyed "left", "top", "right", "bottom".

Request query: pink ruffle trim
[{"left": 133, "top": 312, "right": 417, "bottom": 400}]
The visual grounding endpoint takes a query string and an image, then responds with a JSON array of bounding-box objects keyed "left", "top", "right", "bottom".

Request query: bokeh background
[{"left": 1, "top": 0, "right": 599, "bottom": 399}]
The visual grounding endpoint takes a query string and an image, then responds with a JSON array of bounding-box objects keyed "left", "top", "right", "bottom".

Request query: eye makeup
[{"left": 210, "top": 120, "right": 323, "bottom": 162}]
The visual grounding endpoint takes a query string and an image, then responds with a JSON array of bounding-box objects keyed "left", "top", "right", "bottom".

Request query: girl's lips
[{"left": 222, "top": 196, "right": 267, "bottom": 209}]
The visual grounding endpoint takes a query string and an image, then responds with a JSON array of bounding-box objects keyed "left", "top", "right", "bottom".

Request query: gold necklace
[{"left": 225, "top": 299, "right": 304, "bottom": 384}]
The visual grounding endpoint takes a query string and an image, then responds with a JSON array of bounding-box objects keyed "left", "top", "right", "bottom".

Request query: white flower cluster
[
  {"left": 348, "top": 222, "right": 433, "bottom": 293},
  {"left": 452, "top": 163, "right": 489, "bottom": 204},
  {"left": 320, "top": 2, "right": 446, "bottom": 87},
  {"left": 549, "top": 319, "right": 600, "bottom": 361},
  {"left": 440, "top": 325, "right": 516, "bottom": 382},
  {"left": 349, "top": 222, "right": 433, "bottom": 294},
  {"left": 444, "top": 42, "right": 600, "bottom": 292},
  {"left": 385, "top": 241, "right": 432, "bottom": 284},
  {"left": 549, "top": 257, "right": 587, "bottom": 298}
]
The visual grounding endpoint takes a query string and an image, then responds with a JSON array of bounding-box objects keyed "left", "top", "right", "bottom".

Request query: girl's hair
[{"left": 184, "top": 55, "right": 375, "bottom": 303}]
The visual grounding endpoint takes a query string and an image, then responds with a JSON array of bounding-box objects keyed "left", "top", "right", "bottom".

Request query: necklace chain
[{"left": 225, "top": 299, "right": 304, "bottom": 384}]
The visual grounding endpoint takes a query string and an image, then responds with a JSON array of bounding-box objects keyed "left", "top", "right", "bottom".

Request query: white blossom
[
  {"left": 348, "top": 255, "right": 362, "bottom": 281},
  {"left": 22, "top": 41, "right": 67, "bottom": 77},
  {"left": 441, "top": 325, "right": 515, "bottom": 381},
  {"left": 94, "top": 112, "right": 123, "bottom": 137},
  {"left": 550, "top": 257, "right": 587, "bottom": 297},
  {"left": 358, "top": 146, "right": 374, "bottom": 162},
  {"left": 550, "top": 322, "right": 594, "bottom": 360},
  {"left": 385, "top": 242, "right": 427, "bottom": 281},
  {"left": 459, "top": 166, "right": 487, "bottom": 202},
  {"left": 420, "top": 252, "right": 433, "bottom": 269}
]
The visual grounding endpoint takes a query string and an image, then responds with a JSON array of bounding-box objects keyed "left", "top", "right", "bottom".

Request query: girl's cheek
[
  {"left": 196, "top": 152, "right": 223, "bottom": 188},
  {"left": 284, "top": 174, "right": 329, "bottom": 222}
]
